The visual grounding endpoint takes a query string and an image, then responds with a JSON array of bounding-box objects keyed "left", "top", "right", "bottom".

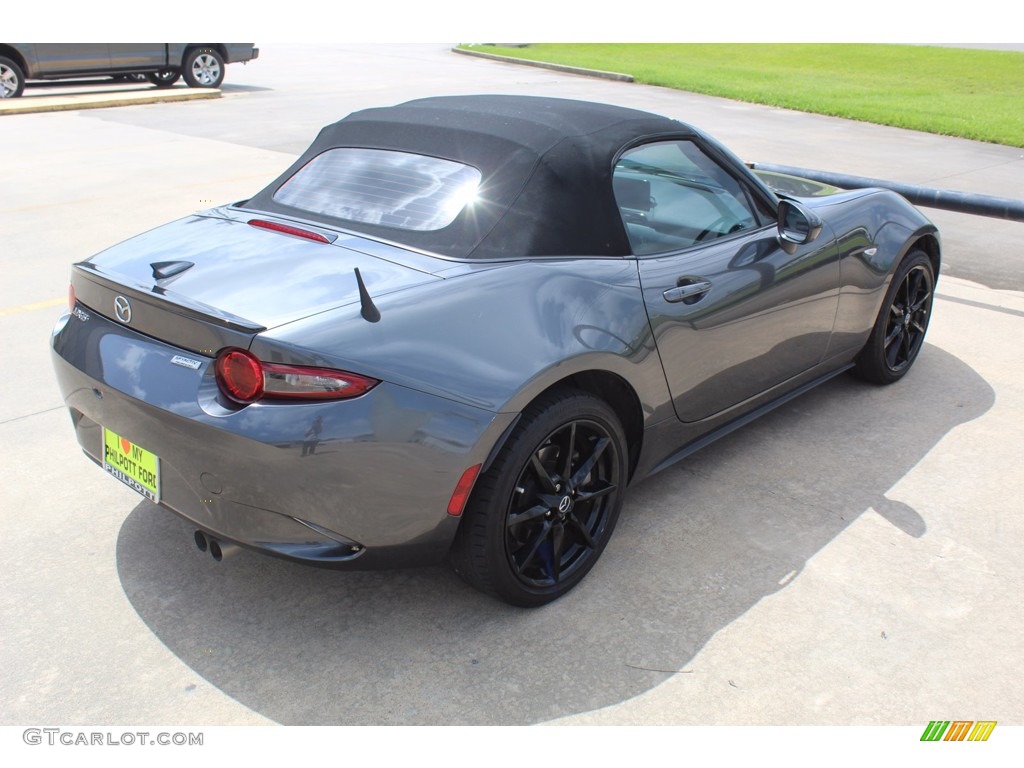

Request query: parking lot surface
[{"left": 1, "top": 44, "right": 1022, "bottom": 726}]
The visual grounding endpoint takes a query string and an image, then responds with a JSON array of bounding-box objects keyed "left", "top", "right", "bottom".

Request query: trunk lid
[{"left": 71, "top": 213, "right": 441, "bottom": 354}]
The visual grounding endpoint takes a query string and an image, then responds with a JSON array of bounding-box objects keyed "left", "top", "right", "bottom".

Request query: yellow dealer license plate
[{"left": 102, "top": 428, "right": 160, "bottom": 502}]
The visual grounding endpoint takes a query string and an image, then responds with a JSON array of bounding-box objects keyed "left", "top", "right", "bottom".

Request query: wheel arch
[
  {"left": 486, "top": 370, "right": 645, "bottom": 483},
  {"left": 184, "top": 43, "right": 227, "bottom": 59},
  {"left": 910, "top": 231, "right": 941, "bottom": 278},
  {"left": 0, "top": 45, "right": 28, "bottom": 73}
]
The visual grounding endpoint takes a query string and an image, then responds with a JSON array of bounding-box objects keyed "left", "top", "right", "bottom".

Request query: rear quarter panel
[{"left": 253, "top": 258, "right": 675, "bottom": 424}]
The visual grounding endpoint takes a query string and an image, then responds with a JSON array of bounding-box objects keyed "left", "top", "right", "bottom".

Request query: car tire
[
  {"left": 450, "top": 389, "right": 627, "bottom": 607},
  {"left": 145, "top": 69, "right": 180, "bottom": 87},
  {"left": 182, "top": 48, "right": 224, "bottom": 89},
  {"left": 853, "top": 249, "right": 935, "bottom": 385},
  {"left": 0, "top": 56, "right": 26, "bottom": 99}
]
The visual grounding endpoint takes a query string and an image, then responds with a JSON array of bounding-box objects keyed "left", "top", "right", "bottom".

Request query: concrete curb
[
  {"left": 0, "top": 87, "right": 221, "bottom": 116},
  {"left": 451, "top": 47, "right": 634, "bottom": 83}
]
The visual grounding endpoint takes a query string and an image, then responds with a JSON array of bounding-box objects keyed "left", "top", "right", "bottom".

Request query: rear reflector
[
  {"left": 447, "top": 464, "right": 482, "bottom": 517},
  {"left": 215, "top": 348, "right": 379, "bottom": 404},
  {"left": 248, "top": 219, "right": 331, "bottom": 244}
]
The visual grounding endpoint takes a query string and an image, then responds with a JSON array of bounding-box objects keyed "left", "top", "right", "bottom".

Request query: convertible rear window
[{"left": 272, "top": 148, "right": 481, "bottom": 232}]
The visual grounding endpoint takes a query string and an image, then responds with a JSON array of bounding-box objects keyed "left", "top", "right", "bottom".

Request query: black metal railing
[{"left": 750, "top": 162, "right": 1024, "bottom": 223}]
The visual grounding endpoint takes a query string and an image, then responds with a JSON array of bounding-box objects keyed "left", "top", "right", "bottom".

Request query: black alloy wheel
[
  {"left": 505, "top": 418, "right": 617, "bottom": 588},
  {"left": 450, "top": 389, "right": 627, "bottom": 607},
  {"left": 883, "top": 263, "right": 932, "bottom": 372},
  {"left": 854, "top": 249, "right": 935, "bottom": 384}
]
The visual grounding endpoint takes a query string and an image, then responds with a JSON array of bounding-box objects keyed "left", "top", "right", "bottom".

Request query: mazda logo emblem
[{"left": 114, "top": 295, "right": 132, "bottom": 324}]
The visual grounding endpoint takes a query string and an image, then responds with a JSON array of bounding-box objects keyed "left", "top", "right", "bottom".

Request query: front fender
[{"left": 809, "top": 189, "right": 939, "bottom": 355}]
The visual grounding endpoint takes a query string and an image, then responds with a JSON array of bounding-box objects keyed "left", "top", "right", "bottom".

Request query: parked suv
[{"left": 0, "top": 44, "right": 259, "bottom": 98}]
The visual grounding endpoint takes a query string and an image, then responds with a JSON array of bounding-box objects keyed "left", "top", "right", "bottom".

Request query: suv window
[
  {"left": 613, "top": 140, "right": 765, "bottom": 255},
  {"left": 273, "top": 148, "right": 482, "bottom": 232}
]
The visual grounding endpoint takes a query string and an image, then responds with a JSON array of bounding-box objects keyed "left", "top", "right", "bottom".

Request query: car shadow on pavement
[
  {"left": 25, "top": 79, "right": 135, "bottom": 91},
  {"left": 218, "top": 83, "right": 274, "bottom": 93},
  {"left": 115, "top": 344, "right": 993, "bottom": 725}
]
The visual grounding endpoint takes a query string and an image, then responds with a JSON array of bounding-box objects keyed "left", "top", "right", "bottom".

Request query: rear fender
[{"left": 255, "top": 258, "right": 675, "bottom": 424}]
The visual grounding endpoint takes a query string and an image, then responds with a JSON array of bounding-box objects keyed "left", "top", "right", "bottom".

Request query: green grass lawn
[{"left": 460, "top": 44, "right": 1024, "bottom": 147}]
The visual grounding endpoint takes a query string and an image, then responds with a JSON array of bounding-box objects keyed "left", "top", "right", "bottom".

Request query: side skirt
[{"left": 646, "top": 363, "right": 854, "bottom": 478}]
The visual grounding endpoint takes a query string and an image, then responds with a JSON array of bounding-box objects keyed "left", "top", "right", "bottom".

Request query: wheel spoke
[
  {"left": 571, "top": 437, "right": 610, "bottom": 488},
  {"left": 529, "top": 454, "right": 559, "bottom": 493},
  {"left": 883, "top": 322, "right": 902, "bottom": 350},
  {"left": 515, "top": 520, "right": 552, "bottom": 574},
  {"left": 575, "top": 481, "right": 616, "bottom": 505},
  {"left": 910, "top": 268, "right": 926, "bottom": 304},
  {"left": 561, "top": 422, "right": 576, "bottom": 481},
  {"left": 910, "top": 291, "right": 932, "bottom": 313},
  {"left": 885, "top": 327, "right": 904, "bottom": 368},
  {"left": 567, "top": 511, "right": 597, "bottom": 549},
  {"left": 507, "top": 504, "right": 548, "bottom": 529},
  {"left": 549, "top": 523, "right": 565, "bottom": 582}
]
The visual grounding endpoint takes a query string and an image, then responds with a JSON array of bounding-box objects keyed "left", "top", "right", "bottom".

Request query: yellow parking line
[{"left": 0, "top": 297, "right": 65, "bottom": 317}]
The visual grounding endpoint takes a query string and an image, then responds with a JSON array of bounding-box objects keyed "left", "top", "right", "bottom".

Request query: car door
[
  {"left": 107, "top": 44, "right": 167, "bottom": 71},
  {"left": 616, "top": 139, "right": 840, "bottom": 423},
  {"left": 29, "top": 44, "right": 111, "bottom": 75}
]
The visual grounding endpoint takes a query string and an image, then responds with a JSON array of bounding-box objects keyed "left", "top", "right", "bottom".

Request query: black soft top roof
[{"left": 245, "top": 95, "right": 692, "bottom": 259}]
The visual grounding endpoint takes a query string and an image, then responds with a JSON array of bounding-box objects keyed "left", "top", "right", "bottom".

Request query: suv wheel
[
  {"left": 183, "top": 48, "right": 224, "bottom": 89},
  {"left": 0, "top": 56, "right": 26, "bottom": 99}
]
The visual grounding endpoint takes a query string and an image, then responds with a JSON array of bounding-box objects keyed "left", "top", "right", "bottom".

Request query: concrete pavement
[
  {"left": 0, "top": 44, "right": 1021, "bottom": 727},
  {"left": 0, "top": 81, "right": 220, "bottom": 115}
]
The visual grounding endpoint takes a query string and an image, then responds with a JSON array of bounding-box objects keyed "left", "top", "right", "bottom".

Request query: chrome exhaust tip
[{"left": 194, "top": 530, "right": 209, "bottom": 553}]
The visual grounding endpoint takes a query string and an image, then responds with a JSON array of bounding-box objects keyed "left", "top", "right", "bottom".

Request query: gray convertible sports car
[{"left": 51, "top": 95, "right": 939, "bottom": 606}]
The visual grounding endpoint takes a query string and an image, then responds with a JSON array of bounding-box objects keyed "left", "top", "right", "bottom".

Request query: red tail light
[
  {"left": 216, "top": 349, "right": 264, "bottom": 403},
  {"left": 215, "top": 348, "right": 379, "bottom": 404},
  {"left": 68, "top": 284, "right": 76, "bottom": 311}
]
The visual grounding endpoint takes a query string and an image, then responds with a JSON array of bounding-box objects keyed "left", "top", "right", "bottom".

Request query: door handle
[{"left": 663, "top": 280, "right": 712, "bottom": 304}]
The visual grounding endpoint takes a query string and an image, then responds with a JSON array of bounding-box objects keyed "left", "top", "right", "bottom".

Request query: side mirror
[{"left": 777, "top": 199, "right": 823, "bottom": 249}]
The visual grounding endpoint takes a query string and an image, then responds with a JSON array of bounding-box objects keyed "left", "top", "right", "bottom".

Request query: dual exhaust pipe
[{"left": 193, "top": 530, "right": 240, "bottom": 562}]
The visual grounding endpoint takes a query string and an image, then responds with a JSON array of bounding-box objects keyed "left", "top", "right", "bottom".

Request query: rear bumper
[
  {"left": 223, "top": 44, "right": 259, "bottom": 64},
  {"left": 51, "top": 306, "right": 511, "bottom": 569}
]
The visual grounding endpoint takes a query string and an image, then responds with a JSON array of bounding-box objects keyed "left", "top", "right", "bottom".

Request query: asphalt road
[{"left": 1, "top": 44, "right": 1022, "bottom": 728}]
